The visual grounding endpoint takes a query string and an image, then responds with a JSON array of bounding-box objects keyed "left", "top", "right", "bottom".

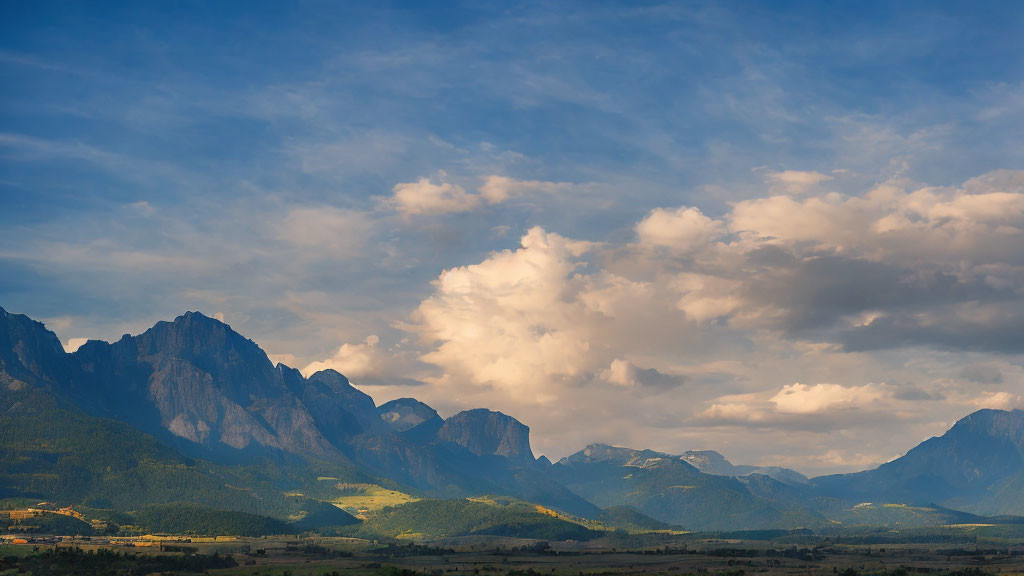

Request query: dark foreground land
[{"left": 3, "top": 530, "right": 1024, "bottom": 576}]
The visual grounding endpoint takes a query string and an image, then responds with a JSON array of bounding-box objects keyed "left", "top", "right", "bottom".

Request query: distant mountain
[
  {"left": 551, "top": 444, "right": 825, "bottom": 531},
  {"left": 378, "top": 398, "right": 444, "bottom": 443},
  {"left": 812, "top": 409, "right": 1024, "bottom": 515},
  {"left": 682, "top": 450, "right": 808, "bottom": 485},
  {"left": 379, "top": 398, "right": 442, "bottom": 432},
  {"left": 6, "top": 304, "right": 1024, "bottom": 536},
  {"left": 0, "top": 307, "right": 597, "bottom": 519}
]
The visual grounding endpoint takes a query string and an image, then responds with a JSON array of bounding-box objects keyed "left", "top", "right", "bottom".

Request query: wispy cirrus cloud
[{"left": 385, "top": 174, "right": 589, "bottom": 216}]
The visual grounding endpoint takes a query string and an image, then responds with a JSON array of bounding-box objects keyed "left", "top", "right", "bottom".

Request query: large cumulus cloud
[{"left": 381, "top": 170, "right": 1024, "bottom": 471}]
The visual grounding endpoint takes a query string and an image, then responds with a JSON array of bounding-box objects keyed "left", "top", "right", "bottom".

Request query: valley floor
[{"left": 3, "top": 533, "right": 1024, "bottom": 576}]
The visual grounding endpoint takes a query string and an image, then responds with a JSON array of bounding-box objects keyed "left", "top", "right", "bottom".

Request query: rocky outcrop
[{"left": 437, "top": 409, "right": 535, "bottom": 464}]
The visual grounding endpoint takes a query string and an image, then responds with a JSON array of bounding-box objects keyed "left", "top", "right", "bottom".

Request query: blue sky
[{"left": 2, "top": 1, "right": 1023, "bottom": 473}]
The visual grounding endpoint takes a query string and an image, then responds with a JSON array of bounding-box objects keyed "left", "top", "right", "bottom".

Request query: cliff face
[
  {"left": 91, "top": 312, "right": 349, "bottom": 459},
  {"left": 437, "top": 409, "right": 535, "bottom": 464}
]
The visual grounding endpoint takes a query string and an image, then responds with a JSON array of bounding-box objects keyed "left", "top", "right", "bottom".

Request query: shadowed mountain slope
[
  {"left": 378, "top": 397, "right": 444, "bottom": 444},
  {"left": 379, "top": 398, "right": 442, "bottom": 432},
  {"left": 811, "top": 409, "right": 1024, "bottom": 515},
  {"left": 0, "top": 307, "right": 599, "bottom": 518},
  {"left": 0, "top": 376, "right": 362, "bottom": 526}
]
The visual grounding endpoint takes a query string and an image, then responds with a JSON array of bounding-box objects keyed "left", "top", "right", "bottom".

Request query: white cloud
[
  {"left": 807, "top": 449, "right": 886, "bottom": 469},
  {"left": 129, "top": 201, "right": 155, "bottom": 215},
  {"left": 635, "top": 206, "right": 725, "bottom": 252},
  {"left": 267, "top": 352, "right": 299, "bottom": 368},
  {"left": 672, "top": 273, "right": 743, "bottom": 323},
  {"left": 385, "top": 174, "right": 585, "bottom": 216},
  {"left": 478, "top": 175, "right": 578, "bottom": 204},
  {"left": 302, "top": 335, "right": 382, "bottom": 379},
  {"left": 603, "top": 359, "right": 636, "bottom": 387},
  {"left": 765, "top": 170, "right": 833, "bottom": 194},
  {"left": 407, "top": 227, "right": 598, "bottom": 403},
  {"left": 63, "top": 337, "right": 89, "bottom": 353},
  {"left": 729, "top": 171, "right": 1024, "bottom": 266},
  {"left": 601, "top": 359, "right": 683, "bottom": 389},
  {"left": 392, "top": 169, "right": 1024, "bottom": 466},
  {"left": 697, "top": 382, "right": 906, "bottom": 429},
  {"left": 970, "top": 391, "right": 1024, "bottom": 411},
  {"left": 770, "top": 382, "right": 887, "bottom": 414},
  {"left": 388, "top": 174, "right": 481, "bottom": 215}
]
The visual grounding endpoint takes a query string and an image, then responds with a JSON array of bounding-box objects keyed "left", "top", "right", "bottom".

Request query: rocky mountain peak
[
  {"left": 681, "top": 450, "right": 732, "bottom": 473},
  {"left": 132, "top": 311, "right": 291, "bottom": 404},
  {"left": 437, "top": 408, "right": 535, "bottom": 463},
  {"left": 378, "top": 398, "right": 441, "bottom": 432},
  {"left": 949, "top": 408, "right": 1024, "bottom": 447},
  {"left": 299, "top": 369, "right": 387, "bottom": 439},
  {"left": 560, "top": 444, "right": 668, "bottom": 467},
  {"left": 307, "top": 368, "right": 350, "bottom": 388},
  {"left": 0, "top": 306, "right": 71, "bottom": 386}
]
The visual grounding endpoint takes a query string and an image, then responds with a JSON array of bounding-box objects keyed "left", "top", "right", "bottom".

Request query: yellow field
[{"left": 330, "top": 484, "right": 419, "bottom": 518}]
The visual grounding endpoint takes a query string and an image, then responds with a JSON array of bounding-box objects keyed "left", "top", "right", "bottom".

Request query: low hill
[
  {"left": 130, "top": 503, "right": 290, "bottom": 536},
  {"left": 289, "top": 499, "right": 362, "bottom": 530},
  {"left": 0, "top": 509, "right": 95, "bottom": 535},
  {"left": 827, "top": 502, "right": 988, "bottom": 528},
  {"left": 356, "top": 497, "right": 601, "bottom": 541},
  {"left": 598, "top": 505, "right": 678, "bottom": 531}
]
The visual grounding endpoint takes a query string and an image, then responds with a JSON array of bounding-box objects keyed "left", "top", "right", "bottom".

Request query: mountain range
[{"left": 2, "top": 306, "right": 1024, "bottom": 535}]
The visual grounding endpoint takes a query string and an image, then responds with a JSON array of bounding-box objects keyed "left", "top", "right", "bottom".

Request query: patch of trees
[
  {"left": 131, "top": 503, "right": 291, "bottom": 536},
  {"left": 0, "top": 547, "right": 236, "bottom": 576}
]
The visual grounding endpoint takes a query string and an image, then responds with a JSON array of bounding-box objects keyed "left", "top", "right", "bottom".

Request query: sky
[{"left": 2, "top": 1, "right": 1023, "bottom": 476}]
